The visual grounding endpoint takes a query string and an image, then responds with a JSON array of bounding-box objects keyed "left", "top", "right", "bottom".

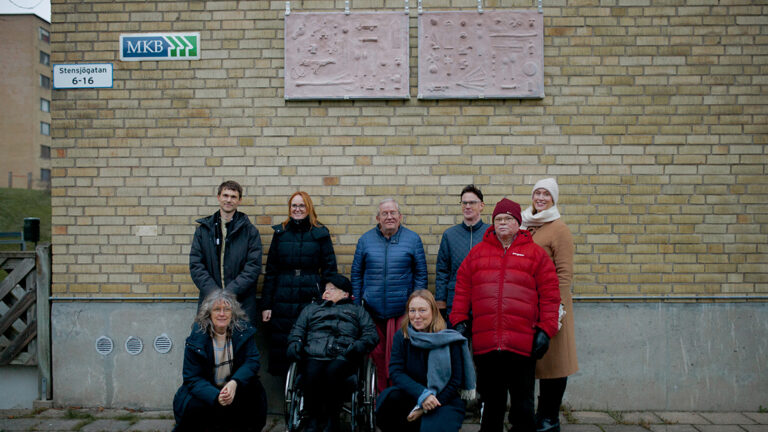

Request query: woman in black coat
[
  {"left": 173, "top": 291, "right": 267, "bottom": 432},
  {"left": 261, "top": 191, "right": 338, "bottom": 376}
]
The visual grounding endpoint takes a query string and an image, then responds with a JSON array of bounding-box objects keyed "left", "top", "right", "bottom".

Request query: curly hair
[{"left": 195, "top": 290, "right": 248, "bottom": 336}]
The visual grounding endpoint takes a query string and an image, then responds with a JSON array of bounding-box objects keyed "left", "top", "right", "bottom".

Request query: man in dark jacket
[
  {"left": 287, "top": 274, "right": 378, "bottom": 432},
  {"left": 351, "top": 198, "right": 427, "bottom": 392},
  {"left": 189, "top": 180, "right": 263, "bottom": 322},
  {"left": 435, "top": 184, "right": 489, "bottom": 320}
]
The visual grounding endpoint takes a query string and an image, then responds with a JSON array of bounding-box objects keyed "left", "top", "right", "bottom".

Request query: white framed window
[
  {"left": 41, "top": 98, "right": 50, "bottom": 112},
  {"left": 40, "top": 122, "right": 50, "bottom": 136},
  {"left": 39, "top": 27, "right": 50, "bottom": 43},
  {"left": 40, "top": 51, "right": 50, "bottom": 66}
]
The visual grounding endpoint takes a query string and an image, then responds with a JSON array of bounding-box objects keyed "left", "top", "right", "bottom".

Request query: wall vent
[
  {"left": 95, "top": 336, "right": 114, "bottom": 356},
  {"left": 153, "top": 334, "right": 173, "bottom": 354},
  {"left": 125, "top": 336, "right": 143, "bottom": 355}
]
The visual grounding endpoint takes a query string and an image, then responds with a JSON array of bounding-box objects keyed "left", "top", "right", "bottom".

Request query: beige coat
[{"left": 529, "top": 218, "right": 579, "bottom": 379}]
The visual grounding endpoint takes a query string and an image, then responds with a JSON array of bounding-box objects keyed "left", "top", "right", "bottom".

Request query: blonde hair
[{"left": 401, "top": 289, "right": 446, "bottom": 339}]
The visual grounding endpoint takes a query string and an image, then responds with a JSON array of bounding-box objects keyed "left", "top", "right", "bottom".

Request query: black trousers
[
  {"left": 537, "top": 377, "right": 568, "bottom": 420},
  {"left": 377, "top": 387, "right": 466, "bottom": 432},
  {"left": 302, "top": 358, "right": 357, "bottom": 416},
  {"left": 174, "top": 380, "right": 267, "bottom": 432},
  {"left": 475, "top": 351, "right": 536, "bottom": 432}
]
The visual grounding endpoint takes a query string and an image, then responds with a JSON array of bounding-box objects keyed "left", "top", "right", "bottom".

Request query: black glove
[
  {"left": 454, "top": 321, "right": 470, "bottom": 338},
  {"left": 531, "top": 329, "right": 550, "bottom": 360},
  {"left": 286, "top": 342, "right": 302, "bottom": 362},
  {"left": 343, "top": 341, "right": 364, "bottom": 361}
]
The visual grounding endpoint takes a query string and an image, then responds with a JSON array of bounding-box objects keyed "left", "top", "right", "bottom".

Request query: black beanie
[{"left": 322, "top": 273, "right": 353, "bottom": 294}]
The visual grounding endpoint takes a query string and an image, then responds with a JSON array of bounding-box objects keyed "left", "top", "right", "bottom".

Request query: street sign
[
  {"left": 53, "top": 63, "right": 113, "bottom": 89},
  {"left": 119, "top": 33, "right": 200, "bottom": 61}
]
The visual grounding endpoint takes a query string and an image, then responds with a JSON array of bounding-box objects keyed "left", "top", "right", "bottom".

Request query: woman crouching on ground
[
  {"left": 173, "top": 290, "right": 267, "bottom": 432},
  {"left": 376, "top": 289, "right": 476, "bottom": 432}
]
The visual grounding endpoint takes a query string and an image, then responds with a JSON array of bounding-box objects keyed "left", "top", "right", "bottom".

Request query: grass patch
[
  {"left": 0, "top": 187, "right": 51, "bottom": 251},
  {"left": 64, "top": 409, "right": 94, "bottom": 420},
  {"left": 562, "top": 404, "right": 578, "bottom": 424},
  {"left": 115, "top": 413, "right": 141, "bottom": 425}
]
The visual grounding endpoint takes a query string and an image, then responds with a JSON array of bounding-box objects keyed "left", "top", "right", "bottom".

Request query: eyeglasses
[
  {"left": 494, "top": 216, "right": 516, "bottom": 224},
  {"left": 291, "top": 203, "right": 306, "bottom": 209},
  {"left": 212, "top": 306, "right": 232, "bottom": 314},
  {"left": 460, "top": 200, "right": 480, "bottom": 207}
]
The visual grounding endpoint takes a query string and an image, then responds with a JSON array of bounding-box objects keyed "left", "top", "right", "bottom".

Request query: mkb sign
[{"left": 120, "top": 33, "right": 200, "bottom": 61}]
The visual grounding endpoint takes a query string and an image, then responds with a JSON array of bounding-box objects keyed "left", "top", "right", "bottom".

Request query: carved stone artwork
[
  {"left": 284, "top": 12, "right": 410, "bottom": 100},
  {"left": 418, "top": 10, "right": 544, "bottom": 99}
]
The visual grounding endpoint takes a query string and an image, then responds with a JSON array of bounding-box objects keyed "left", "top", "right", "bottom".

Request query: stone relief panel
[
  {"left": 284, "top": 12, "right": 410, "bottom": 100},
  {"left": 417, "top": 10, "right": 544, "bottom": 99}
]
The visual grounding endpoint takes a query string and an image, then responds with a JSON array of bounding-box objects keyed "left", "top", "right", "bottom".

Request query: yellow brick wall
[{"left": 49, "top": 0, "right": 768, "bottom": 298}]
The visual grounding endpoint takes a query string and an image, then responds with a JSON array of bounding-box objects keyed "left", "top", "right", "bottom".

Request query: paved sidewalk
[{"left": 0, "top": 408, "right": 766, "bottom": 432}]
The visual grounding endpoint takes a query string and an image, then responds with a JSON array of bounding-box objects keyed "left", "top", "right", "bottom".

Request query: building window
[
  {"left": 41, "top": 145, "right": 51, "bottom": 159},
  {"left": 39, "top": 28, "right": 50, "bottom": 43},
  {"left": 40, "top": 51, "right": 50, "bottom": 66},
  {"left": 41, "top": 122, "right": 50, "bottom": 136},
  {"left": 40, "top": 75, "right": 50, "bottom": 89},
  {"left": 41, "top": 98, "right": 50, "bottom": 112},
  {"left": 41, "top": 169, "right": 51, "bottom": 182}
]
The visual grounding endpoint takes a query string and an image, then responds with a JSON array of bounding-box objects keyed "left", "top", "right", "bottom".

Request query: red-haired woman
[{"left": 261, "top": 191, "right": 338, "bottom": 376}]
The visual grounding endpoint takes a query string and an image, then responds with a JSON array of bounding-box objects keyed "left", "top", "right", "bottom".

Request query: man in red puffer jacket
[{"left": 450, "top": 198, "right": 560, "bottom": 432}]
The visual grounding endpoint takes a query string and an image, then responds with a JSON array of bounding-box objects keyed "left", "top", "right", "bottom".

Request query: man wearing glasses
[
  {"left": 435, "top": 184, "right": 489, "bottom": 324},
  {"left": 351, "top": 198, "right": 428, "bottom": 391},
  {"left": 450, "top": 198, "right": 560, "bottom": 432},
  {"left": 189, "top": 180, "right": 263, "bottom": 323}
]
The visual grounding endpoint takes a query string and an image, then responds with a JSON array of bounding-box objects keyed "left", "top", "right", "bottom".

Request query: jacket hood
[
  {"left": 196, "top": 210, "right": 250, "bottom": 235},
  {"left": 187, "top": 321, "right": 257, "bottom": 353}
]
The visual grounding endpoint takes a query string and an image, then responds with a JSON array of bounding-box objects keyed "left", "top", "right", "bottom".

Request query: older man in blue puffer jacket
[{"left": 351, "top": 198, "right": 427, "bottom": 391}]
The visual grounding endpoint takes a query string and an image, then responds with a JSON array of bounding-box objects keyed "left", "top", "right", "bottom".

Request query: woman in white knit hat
[{"left": 519, "top": 178, "right": 578, "bottom": 432}]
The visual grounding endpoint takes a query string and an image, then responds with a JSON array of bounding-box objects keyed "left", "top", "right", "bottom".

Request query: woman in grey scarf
[{"left": 376, "top": 290, "right": 475, "bottom": 432}]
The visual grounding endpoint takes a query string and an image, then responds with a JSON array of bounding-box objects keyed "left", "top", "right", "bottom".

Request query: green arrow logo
[{"left": 164, "top": 35, "right": 198, "bottom": 58}]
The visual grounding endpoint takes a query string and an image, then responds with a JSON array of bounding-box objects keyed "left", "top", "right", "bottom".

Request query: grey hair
[
  {"left": 195, "top": 290, "right": 248, "bottom": 336},
  {"left": 377, "top": 198, "right": 401, "bottom": 216}
]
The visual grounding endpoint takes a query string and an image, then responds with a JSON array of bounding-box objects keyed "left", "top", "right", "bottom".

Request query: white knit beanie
[{"left": 532, "top": 178, "right": 559, "bottom": 205}]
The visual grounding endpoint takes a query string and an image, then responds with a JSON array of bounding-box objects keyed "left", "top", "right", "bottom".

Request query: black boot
[
  {"left": 535, "top": 378, "right": 567, "bottom": 432},
  {"left": 324, "top": 412, "right": 340, "bottom": 432},
  {"left": 535, "top": 415, "right": 560, "bottom": 432},
  {"left": 305, "top": 415, "right": 325, "bottom": 432}
]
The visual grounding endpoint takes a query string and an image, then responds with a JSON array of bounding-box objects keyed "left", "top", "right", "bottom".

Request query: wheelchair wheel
[
  {"left": 284, "top": 363, "right": 303, "bottom": 432},
  {"left": 355, "top": 359, "right": 377, "bottom": 432}
]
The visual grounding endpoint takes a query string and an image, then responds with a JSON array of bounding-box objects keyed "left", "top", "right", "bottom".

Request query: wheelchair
[{"left": 284, "top": 357, "right": 377, "bottom": 432}]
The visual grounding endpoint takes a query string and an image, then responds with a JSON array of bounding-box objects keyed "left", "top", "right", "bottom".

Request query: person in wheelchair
[
  {"left": 172, "top": 291, "right": 267, "bottom": 432},
  {"left": 286, "top": 273, "right": 379, "bottom": 432},
  {"left": 376, "top": 290, "right": 476, "bottom": 432}
]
